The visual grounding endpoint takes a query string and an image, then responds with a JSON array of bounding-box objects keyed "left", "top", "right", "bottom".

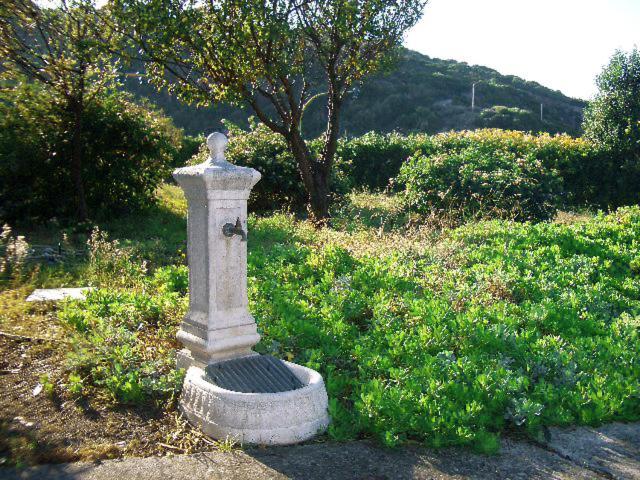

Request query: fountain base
[{"left": 179, "top": 358, "right": 329, "bottom": 445}]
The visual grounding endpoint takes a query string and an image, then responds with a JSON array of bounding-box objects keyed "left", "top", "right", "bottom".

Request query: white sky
[{"left": 404, "top": 0, "right": 640, "bottom": 100}]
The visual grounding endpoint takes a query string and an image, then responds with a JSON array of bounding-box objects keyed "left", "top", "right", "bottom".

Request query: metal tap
[{"left": 222, "top": 217, "right": 247, "bottom": 241}]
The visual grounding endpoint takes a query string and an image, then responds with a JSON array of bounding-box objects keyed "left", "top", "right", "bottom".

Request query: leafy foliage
[
  {"left": 478, "top": 106, "right": 540, "bottom": 131},
  {"left": 188, "top": 120, "right": 350, "bottom": 212},
  {"left": 0, "top": 0, "right": 115, "bottom": 100},
  {"left": 337, "top": 131, "right": 426, "bottom": 190},
  {"left": 397, "top": 145, "right": 561, "bottom": 222},
  {"left": 248, "top": 207, "right": 640, "bottom": 449},
  {"left": 59, "top": 229, "right": 187, "bottom": 405},
  {"left": 182, "top": 127, "right": 626, "bottom": 216},
  {"left": 0, "top": 82, "right": 181, "bottom": 222},
  {"left": 111, "top": 0, "right": 427, "bottom": 220},
  {"left": 0, "top": 0, "right": 119, "bottom": 221},
  {"left": 394, "top": 129, "right": 631, "bottom": 220},
  {"left": 223, "top": 121, "right": 308, "bottom": 211},
  {"left": 583, "top": 48, "right": 640, "bottom": 207}
]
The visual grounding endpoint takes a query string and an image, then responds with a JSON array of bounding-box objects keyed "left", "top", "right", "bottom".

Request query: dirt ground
[{"left": 0, "top": 332, "right": 222, "bottom": 468}]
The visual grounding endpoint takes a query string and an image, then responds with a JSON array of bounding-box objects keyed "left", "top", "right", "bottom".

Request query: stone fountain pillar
[
  {"left": 173, "top": 132, "right": 261, "bottom": 369},
  {"left": 173, "top": 133, "right": 329, "bottom": 445}
]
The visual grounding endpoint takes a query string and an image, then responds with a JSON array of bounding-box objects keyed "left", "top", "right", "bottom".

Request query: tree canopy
[
  {"left": 583, "top": 48, "right": 640, "bottom": 154},
  {"left": 583, "top": 48, "right": 640, "bottom": 207},
  {"left": 110, "top": 0, "right": 427, "bottom": 221}
]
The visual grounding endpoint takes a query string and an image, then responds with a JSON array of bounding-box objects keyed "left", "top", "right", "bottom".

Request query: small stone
[
  {"left": 13, "top": 416, "right": 34, "bottom": 428},
  {"left": 32, "top": 383, "right": 43, "bottom": 396}
]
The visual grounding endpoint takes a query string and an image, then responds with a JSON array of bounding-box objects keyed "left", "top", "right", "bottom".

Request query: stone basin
[{"left": 179, "top": 360, "right": 329, "bottom": 446}]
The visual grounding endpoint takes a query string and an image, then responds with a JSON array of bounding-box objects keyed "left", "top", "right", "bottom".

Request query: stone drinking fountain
[{"left": 173, "top": 132, "right": 329, "bottom": 445}]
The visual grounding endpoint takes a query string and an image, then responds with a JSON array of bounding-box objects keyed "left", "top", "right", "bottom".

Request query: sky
[{"left": 404, "top": 0, "right": 640, "bottom": 100}]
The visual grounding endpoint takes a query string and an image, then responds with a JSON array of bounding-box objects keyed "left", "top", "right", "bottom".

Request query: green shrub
[
  {"left": 152, "top": 265, "right": 189, "bottom": 295},
  {"left": 389, "top": 129, "right": 630, "bottom": 216},
  {"left": 188, "top": 120, "right": 307, "bottom": 211},
  {"left": 59, "top": 277, "right": 187, "bottom": 405},
  {"left": 397, "top": 145, "right": 562, "bottom": 222},
  {"left": 171, "top": 134, "right": 205, "bottom": 170},
  {"left": 185, "top": 126, "right": 625, "bottom": 215},
  {"left": 248, "top": 207, "right": 640, "bottom": 449},
  {"left": 0, "top": 82, "right": 182, "bottom": 223},
  {"left": 426, "top": 129, "right": 607, "bottom": 209},
  {"left": 226, "top": 121, "right": 309, "bottom": 211},
  {"left": 51, "top": 191, "right": 640, "bottom": 448},
  {"left": 478, "top": 106, "right": 541, "bottom": 131},
  {"left": 337, "top": 132, "right": 429, "bottom": 190}
]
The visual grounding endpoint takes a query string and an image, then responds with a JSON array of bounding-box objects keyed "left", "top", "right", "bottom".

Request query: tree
[
  {"left": 109, "top": 0, "right": 427, "bottom": 222},
  {"left": 0, "top": 83, "right": 182, "bottom": 222},
  {"left": 583, "top": 48, "right": 640, "bottom": 206},
  {"left": 0, "top": 0, "right": 117, "bottom": 221}
]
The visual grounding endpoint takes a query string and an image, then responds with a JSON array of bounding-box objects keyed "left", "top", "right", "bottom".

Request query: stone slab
[
  {"left": 25, "top": 288, "right": 92, "bottom": 302},
  {"left": 0, "top": 438, "right": 606, "bottom": 480},
  {"left": 545, "top": 422, "right": 640, "bottom": 479}
]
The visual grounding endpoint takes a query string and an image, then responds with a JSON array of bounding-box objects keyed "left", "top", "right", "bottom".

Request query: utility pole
[
  {"left": 472, "top": 82, "right": 476, "bottom": 111},
  {"left": 540, "top": 103, "right": 544, "bottom": 122}
]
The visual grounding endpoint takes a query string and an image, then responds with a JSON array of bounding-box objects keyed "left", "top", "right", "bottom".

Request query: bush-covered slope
[{"left": 124, "top": 49, "right": 586, "bottom": 137}]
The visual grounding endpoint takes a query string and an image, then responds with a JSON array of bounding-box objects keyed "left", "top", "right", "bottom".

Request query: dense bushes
[
  {"left": 395, "top": 129, "right": 629, "bottom": 222},
  {"left": 397, "top": 146, "right": 562, "bottom": 222},
  {"left": 336, "top": 132, "right": 425, "bottom": 190},
  {"left": 422, "top": 130, "right": 609, "bottom": 207},
  {"left": 225, "top": 121, "right": 309, "bottom": 211},
  {"left": 0, "top": 82, "right": 182, "bottom": 223},
  {"left": 183, "top": 125, "right": 631, "bottom": 221},
  {"left": 189, "top": 121, "right": 306, "bottom": 211},
  {"left": 339, "top": 129, "right": 637, "bottom": 217},
  {"left": 478, "top": 106, "right": 542, "bottom": 131},
  {"left": 189, "top": 120, "right": 350, "bottom": 212},
  {"left": 54, "top": 196, "right": 640, "bottom": 449},
  {"left": 59, "top": 228, "right": 187, "bottom": 405}
]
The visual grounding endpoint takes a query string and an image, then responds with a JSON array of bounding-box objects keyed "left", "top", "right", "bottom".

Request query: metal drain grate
[{"left": 204, "top": 355, "right": 305, "bottom": 393}]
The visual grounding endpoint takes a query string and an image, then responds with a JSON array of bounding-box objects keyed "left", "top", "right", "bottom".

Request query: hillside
[{"left": 124, "top": 49, "right": 586, "bottom": 137}]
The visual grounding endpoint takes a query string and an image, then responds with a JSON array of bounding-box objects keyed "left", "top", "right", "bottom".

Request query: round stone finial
[{"left": 206, "top": 132, "right": 228, "bottom": 161}]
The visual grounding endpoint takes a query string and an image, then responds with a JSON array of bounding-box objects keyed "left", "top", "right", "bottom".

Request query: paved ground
[{"left": 1, "top": 422, "right": 638, "bottom": 480}]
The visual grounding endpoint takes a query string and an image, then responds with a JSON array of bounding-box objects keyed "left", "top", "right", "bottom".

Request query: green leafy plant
[
  {"left": 0, "top": 83, "right": 181, "bottom": 223},
  {"left": 397, "top": 145, "right": 562, "bottom": 222},
  {"left": 189, "top": 120, "right": 351, "bottom": 212},
  {"left": 337, "top": 131, "right": 428, "bottom": 190},
  {"left": 58, "top": 230, "right": 188, "bottom": 406},
  {"left": 0, "top": 0, "right": 118, "bottom": 221},
  {"left": 47, "top": 187, "right": 640, "bottom": 450},
  {"left": 247, "top": 206, "right": 640, "bottom": 448}
]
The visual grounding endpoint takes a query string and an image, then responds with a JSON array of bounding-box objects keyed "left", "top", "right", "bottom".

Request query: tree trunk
[
  {"left": 286, "top": 127, "right": 331, "bottom": 223},
  {"left": 70, "top": 102, "right": 88, "bottom": 222},
  {"left": 309, "top": 168, "right": 330, "bottom": 221}
]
